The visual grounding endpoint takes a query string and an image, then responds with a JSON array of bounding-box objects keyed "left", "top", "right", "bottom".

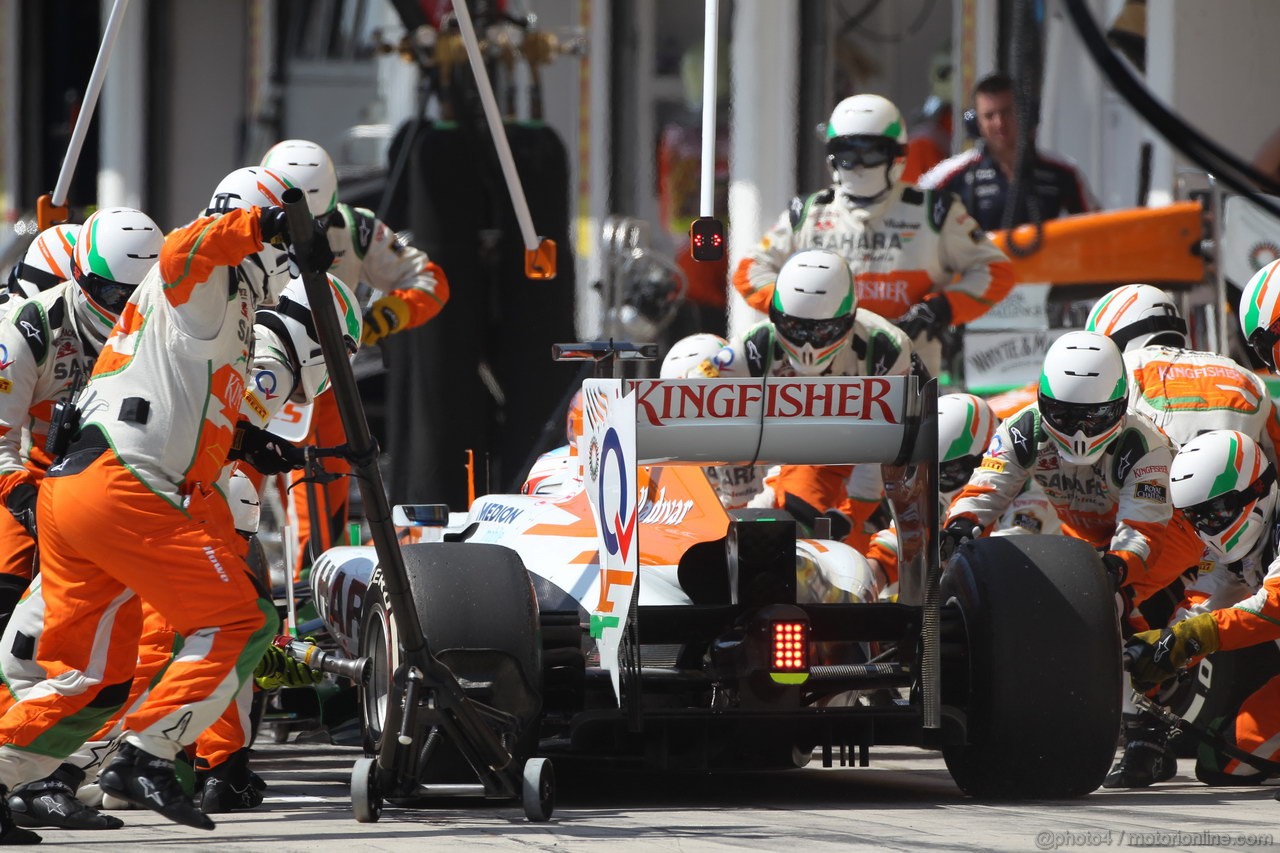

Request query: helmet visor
[
  {"left": 1180, "top": 468, "right": 1275, "bottom": 536},
  {"left": 769, "top": 307, "right": 854, "bottom": 351},
  {"left": 827, "top": 136, "right": 901, "bottom": 169},
  {"left": 73, "top": 263, "right": 134, "bottom": 315},
  {"left": 940, "top": 455, "right": 981, "bottom": 493},
  {"left": 1038, "top": 395, "right": 1125, "bottom": 437}
]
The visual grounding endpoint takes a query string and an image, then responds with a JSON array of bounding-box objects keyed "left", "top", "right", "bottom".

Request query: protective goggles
[
  {"left": 1038, "top": 395, "right": 1125, "bottom": 437},
  {"left": 940, "top": 455, "right": 981, "bottom": 493},
  {"left": 1180, "top": 467, "right": 1275, "bottom": 536},
  {"left": 769, "top": 307, "right": 855, "bottom": 350},
  {"left": 72, "top": 262, "right": 134, "bottom": 315},
  {"left": 826, "top": 136, "right": 903, "bottom": 170},
  {"left": 1247, "top": 318, "right": 1280, "bottom": 370}
]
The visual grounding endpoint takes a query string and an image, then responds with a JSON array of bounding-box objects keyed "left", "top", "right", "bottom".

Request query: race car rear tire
[
  {"left": 941, "top": 535, "right": 1121, "bottom": 799},
  {"left": 359, "top": 544, "right": 543, "bottom": 775}
]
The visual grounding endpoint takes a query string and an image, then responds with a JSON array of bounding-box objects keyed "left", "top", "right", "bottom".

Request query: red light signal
[
  {"left": 771, "top": 621, "right": 808, "bottom": 672},
  {"left": 690, "top": 216, "right": 725, "bottom": 262}
]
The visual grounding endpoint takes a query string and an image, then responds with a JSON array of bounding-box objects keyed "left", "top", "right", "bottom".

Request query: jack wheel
[
  {"left": 352, "top": 756, "right": 383, "bottom": 822},
  {"left": 521, "top": 757, "right": 555, "bottom": 822}
]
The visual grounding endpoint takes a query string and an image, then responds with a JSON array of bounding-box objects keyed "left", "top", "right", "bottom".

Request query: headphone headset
[{"left": 963, "top": 108, "right": 979, "bottom": 139}]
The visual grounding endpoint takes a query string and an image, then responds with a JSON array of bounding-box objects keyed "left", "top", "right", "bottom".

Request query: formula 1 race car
[{"left": 312, "top": 344, "right": 1122, "bottom": 820}]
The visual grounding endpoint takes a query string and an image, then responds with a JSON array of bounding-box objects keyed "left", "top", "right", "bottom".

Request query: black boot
[
  {"left": 8, "top": 764, "right": 122, "bottom": 830},
  {"left": 98, "top": 743, "right": 213, "bottom": 830},
  {"left": 195, "top": 749, "right": 264, "bottom": 814},
  {"left": 1103, "top": 712, "right": 1178, "bottom": 788},
  {"left": 0, "top": 787, "right": 40, "bottom": 845}
]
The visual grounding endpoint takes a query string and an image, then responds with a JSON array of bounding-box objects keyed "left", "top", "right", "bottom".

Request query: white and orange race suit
[
  {"left": 0, "top": 322, "right": 299, "bottom": 782},
  {"left": 708, "top": 312, "right": 912, "bottom": 549},
  {"left": 0, "top": 282, "right": 113, "bottom": 595},
  {"left": 946, "top": 404, "right": 1200, "bottom": 605},
  {"left": 732, "top": 181, "right": 1014, "bottom": 374},
  {"left": 867, "top": 480, "right": 1062, "bottom": 589},
  {"left": 287, "top": 203, "right": 450, "bottom": 570},
  {"left": 1166, "top": 521, "right": 1280, "bottom": 781},
  {"left": 326, "top": 203, "right": 448, "bottom": 327},
  {"left": 0, "top": 208, "right": 281, "bottom": 788},
  {"left": 1123, "top": 345, "right": 1280, "bottom": 463}
]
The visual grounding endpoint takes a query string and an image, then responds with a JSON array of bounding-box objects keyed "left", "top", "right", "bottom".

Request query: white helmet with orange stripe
[
  {"left": 1085, "top": 284, "right": 1187, "bottom": 352},
  {"left": 6, "top": 224, "right": 81, "bottom": 300},
  {"left": 1037, "top": 332, "right": 1128, "bottom": 465},
  {"left": 1240, "top": 258, "right": 1280, "bottom": 369},
  {"left": 71, "top": 208, "right": 163, "bottom": 317},
  {"left": 1170, "top": 429, "right": 1277, "bottom": 562},
  {"left": 206, "top": 167, "right": 299, "bottom": 304},
  {"left": 938, "top": 393, "right": 999, "bottom": 498},
  {"left": 261, "top": 139, "right": 338, "bottom": 218}
]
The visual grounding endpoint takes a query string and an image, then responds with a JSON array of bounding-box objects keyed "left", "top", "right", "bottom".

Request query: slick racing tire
[
  {"left": 940, "top": 535, "right": 1121, "bottom": 799},
  {"left": 359, "top": 543, "right": 543, "bottom": 779}
]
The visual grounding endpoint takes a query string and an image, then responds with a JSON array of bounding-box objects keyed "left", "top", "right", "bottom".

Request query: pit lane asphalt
[{"left": 41, "top": 745, "right": 1279, "bottom": 851}]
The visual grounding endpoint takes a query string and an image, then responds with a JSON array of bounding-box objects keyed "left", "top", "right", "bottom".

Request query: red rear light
[{"left": 772, "top": 621, "right": 808, "bottom": 672}]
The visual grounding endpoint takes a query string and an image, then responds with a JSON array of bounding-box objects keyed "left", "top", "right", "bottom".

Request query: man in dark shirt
[{"left": 921, "top": 72, "right": 1092, "bottom": 231}]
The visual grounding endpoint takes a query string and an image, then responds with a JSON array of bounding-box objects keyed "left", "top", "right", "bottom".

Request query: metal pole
[
  {"left": 279, "top": 187, "right": 513, "bottom": 777},
  {"left": 1209, "top": 175, "right": 1229, "bottom": 355},
  {"left": 699, "top": 0, "right": 719, "bottom": 217},
  {"left": 452, "top": 0, "right": 538, "bottom": 252},
  {"left": 51, "top": 0, "right": 130, "bottom": 209}
]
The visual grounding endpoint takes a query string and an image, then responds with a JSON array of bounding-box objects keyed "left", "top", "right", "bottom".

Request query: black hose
[{"left": 1062, "top": 0, "right": 1280, "bottom": 220}]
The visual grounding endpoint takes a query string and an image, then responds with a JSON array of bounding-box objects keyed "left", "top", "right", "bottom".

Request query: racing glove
[
  {"left": 5, "top": 482, "right": 37, "bottom": 537},
  {"left": 254, "top": 641, "right": 324, "bottom": 690},
  {"left": 1123, "top": 612, "right": 1220, "bottom": 691},
  {"left": 228, "top": 421, "right": 306, "bottom": 476},
  {"left": 895, "top": 294, "right": 953, "bottom": 342},
  {"left": 1101, "top": 552, "right": 1129, "bottom": 593},
  {"left": 940, "top": 517, "right": 981, "bottom": 562},
  {"left": 361, "top": 293, "right": 412, "bottom": 347},
  {"left": 259, "top": 207, "right": 335, "bottom": 276}
]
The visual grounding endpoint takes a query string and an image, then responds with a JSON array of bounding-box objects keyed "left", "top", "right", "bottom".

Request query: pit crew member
[
  {"left": 944, "top": 332, "right": 1187, "bottom": 612},
  {"left": 0, "top": 209, "right": 161, "bottom": 632},
  {"left": 261, "top": 139, "right": 450, "bottom": 572},
  {"left": 866, "top": 392, "right": 1061, "bottom": 589},
  {"left": 2, "top": 224, "right": 80, "bottom": 306},
  {"left": 1126, "top": 429, "right": 1280, "bottom": 792},
  {"left": 1086, "top": 283, "right": 1280, "bottom": 465},
  {"left": 0, "top": 274, "right": 360, "bottom": 829},
  {"left": 0, "top": 165, "right": 333, "bottom": 838},
  {"left": 714, "top": 249, "right": 911, "bottom": 546},
  {"left": 732, "top": 94, "right": 1013, "bottom": 375}
]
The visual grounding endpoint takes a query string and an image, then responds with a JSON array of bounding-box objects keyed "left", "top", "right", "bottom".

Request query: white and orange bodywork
[{"left": 313, "top": 376, "right": 914, "bottom": 702}]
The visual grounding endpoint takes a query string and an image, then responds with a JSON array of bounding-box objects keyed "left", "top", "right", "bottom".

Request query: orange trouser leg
[
  {"left": 0, "top": 509, "right": 36, "bottom": 584},
  {"left": 110, "top": 485, "right": 276, "bottom": 760},
  {"left": 80, "top": 602, "right": 179, "bottom": 748},
  {"left": 0, "top": 509, "right": 36, "bottom": 635},
  {"left": 1223, "top": 673, "right": 1280, "bottom": 778},
  {"left": 195, "top": 681, "right": 253, "bottom": 770},
  {"left": 1, "top": 453, "right": 275, "bottom": 766},
  {"left": 289, "top": 391, "right": 351, "bottom": 577},
  {"left": 0, "top": 474, "right": 143, "bottom": 788}
]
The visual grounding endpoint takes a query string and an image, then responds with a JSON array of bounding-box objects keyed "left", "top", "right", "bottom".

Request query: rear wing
[
  {"left": 617, "top": 375, "right": 923, "bottom": 466},
  {"left": 580, "top": 374, "right": 937, "bottom": 708}
]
